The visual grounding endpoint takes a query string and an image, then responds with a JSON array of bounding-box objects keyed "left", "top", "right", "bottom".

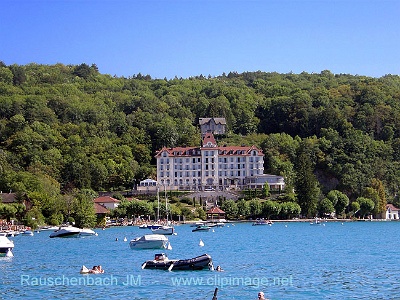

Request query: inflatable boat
[{"left": 141, "top": 253, "right": 213, "bottom": 271}]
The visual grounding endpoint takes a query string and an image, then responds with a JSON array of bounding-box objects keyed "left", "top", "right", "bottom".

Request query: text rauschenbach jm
[{"left": 20, "top": 274, "right": 293, "bottom": 288}]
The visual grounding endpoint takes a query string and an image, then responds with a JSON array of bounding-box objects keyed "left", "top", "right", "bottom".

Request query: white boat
[
  {"left": 49, "top": 226, "right": 87, "bottom": 238},
  {"left": 79, "top": 228, "right": 98, "bottom": 237},
  {"left": 149, "top": 186, "right": 175, "bottom": 236},
  {"left": 0, "top": 231, "right": 17, "bottom": 237},
  {"left": 190, "top": 222, "right": 206, "bottom": 227},
  {"left": 310, "top": 218, "right": 324, "bottom": 225},
  {"left": 21, "top": 230, "right": 34, "bottom": 236},
  {"left": 0, "top": 236, "right": 14, "bottom": 257},
  {"left": 39, "top": 226, "right": 60, "bottom": 231},
  {"left": 49, "top": 227, "right": 98, "bottom": 238},
  {"left": 151, "top": 226, "right": 174, "bottom": 235},
  {"left": 129, "top": 234, "right": 168, "bottom": 249}
]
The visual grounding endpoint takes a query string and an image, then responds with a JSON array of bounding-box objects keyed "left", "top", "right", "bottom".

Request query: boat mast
[
  {"left": 164, "top": 185, "right": 168, "bottom": 222},
  {"left": 157, "top": 186, "right": 160, "bottom": 222}
]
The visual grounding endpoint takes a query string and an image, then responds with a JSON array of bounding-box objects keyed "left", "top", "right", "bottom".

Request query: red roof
[
  {"left": 202, "top": 132, "right": 217, "bottom": 146},
  {"left": 386, "top": 204, "right": 400, "bottom": 211},
  {"left": 207, "top": 207, "right": 225, "bottom": 214},
  {"left": 94, "top": 196, "right": 120, "bottom": 203},
  {"left": 94, "top": 203, "right": 110, "bottom": 214}
]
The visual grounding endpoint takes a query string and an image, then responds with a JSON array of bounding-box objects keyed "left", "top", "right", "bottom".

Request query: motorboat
[
  {"left": 49, "top": 226, "right": 87, "bottom": 238},
  {"left": 129, "top": 234, "right": 168, "bottom": 249},
  {"left": 252, "top": 219, "right": 273, "bottom": 226},
  {"left": 0, "top": 231, "right": 19, "bottom": 237},
  {"left": 140, "top": 224, "right": 163, "bottom": 230},
  {"left": 141, "top": 253, "right": 213, "bottom": 271},
  {"left": 310, "top": 218, "right": 324, "bottom": 225},
  {"left": 192, "top": 225, "right": 211, "bottom": 232},
  {"left": 151, "top": 226, "right": 174, "bottom": 235},
  {"left": 190, "top": 222, "right": 206, "bottom": 227},
  {"left": 39, "top": 225, "right": 60, "bottom": 231},
  {"left": 0, "top": 236, "right": 14, "bottom": 257},
  {"left": 78, "top": 228, "right": 98, "bottom": 237},
  {"left": 21, "top": 230, "right": 34, "bottom": 236}
]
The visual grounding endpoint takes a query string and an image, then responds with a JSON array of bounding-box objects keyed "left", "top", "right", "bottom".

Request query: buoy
[
  {"left": 123, "top": 237, "right": 127, "bottom": 242},
  {"left": 6, "top": 249, "right": 13, "bottom": 257},
  {"left": 285, "top": 225, "right": 288, "bottom": 228},
  {"left": 199, "top": 239, "right": 204, "bottom": 247},
  {"left": 115, "top": 238, "right": 118, "bottom": 241}
]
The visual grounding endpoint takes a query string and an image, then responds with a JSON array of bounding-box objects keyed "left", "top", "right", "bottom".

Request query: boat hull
[
  {"left": 130, "top": 234, "right": 168, "bottom": 249},
  {"left": 151, "top": 226, "right": 174, "bottom": 235},
  {"left": 49, "top": 227, "right": 81, "bottom": 238},
  {"left": 0, "top": 236, "right": 14, "bottom": 257},
  {"left": 192, "top": 226, "right": 211, "bottom": 232},
  {"left": 142, "top": 254, "right": 212, "bottom": 270}
]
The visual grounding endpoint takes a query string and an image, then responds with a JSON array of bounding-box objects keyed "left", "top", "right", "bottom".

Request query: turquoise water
[{"left": 1, "top": 221, "right": 400, "bottom": 300}]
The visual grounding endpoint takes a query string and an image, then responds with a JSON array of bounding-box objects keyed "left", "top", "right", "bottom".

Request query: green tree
[
  {"left": 71, "top": 190, "right": 97, "bottom": 228},
  {"left": 262, "top": 200, "right": 280, "bottom": 219},
  {"left": 294, "top": 143, "right": 320, "bottom": 217},
  {"left": 362, "top": 187, "right": 380, "bottom": 217},
  {"left": 279, "top": 202, "right": 301, "bottom": 219},
  {"left": 248, "top": 199, "right": 262, "bottom": 218},
  {"left": 318, "top": 198, "right": 335, "bottom": 217},
  {"left": 370, "top": 178, "right": 387, "bottom": 216},
  {"left": 356, "top": 197, "right": 375, "bottom": 219},
  {"left": 326, "top": 190, "right": 349, "bottom": 217},
  {"left": 236, "top": 199, "right": 250, "bottom": 219},
  {"left": 221, "top": 199, "right": 238, "bottom": 219},
  {"left": 262, "top": 183, "right": 270, "bottom": 198}
]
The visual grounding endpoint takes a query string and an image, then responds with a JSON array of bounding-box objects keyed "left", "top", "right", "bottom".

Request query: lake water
[{"left": 1, "top": 221, "right": 400, "bottom": 300}]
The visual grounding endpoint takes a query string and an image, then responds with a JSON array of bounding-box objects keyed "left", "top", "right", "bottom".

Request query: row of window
[
  {"left": 159, "top": 157, "right": 261, "bottom": 164},
  {"left": 159, "top": 163, "right": 263, "bottom": 171},
  {"left": 159, "top": 169, "right": 262, "bottom": 178}
]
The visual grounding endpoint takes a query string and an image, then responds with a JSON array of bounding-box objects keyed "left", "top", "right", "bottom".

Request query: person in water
[
  {"left": 257, "top": 291, "right": 268, "bottom": 300},
  {"left": 216, "top": 265, "right": 224, "bottom": 272}
]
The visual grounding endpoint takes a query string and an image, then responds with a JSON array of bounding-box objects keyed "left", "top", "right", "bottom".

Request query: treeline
[{"left": 1, "top": 62, "right": 400, "bottom": 224}]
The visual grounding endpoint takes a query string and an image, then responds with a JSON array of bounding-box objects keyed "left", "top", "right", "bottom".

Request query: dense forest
[{"left": 1, "top": 62, "right": 400, "bottom": 225}]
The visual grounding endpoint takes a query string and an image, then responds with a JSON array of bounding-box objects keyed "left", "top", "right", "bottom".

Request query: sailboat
[{"left": 151, "top": 186, "right": 174, "bottom": 235}]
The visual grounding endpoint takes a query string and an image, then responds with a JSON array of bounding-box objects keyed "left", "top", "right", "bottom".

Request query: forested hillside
[{"left": 1, "top": 62, "right": 400, "bottom": 222}]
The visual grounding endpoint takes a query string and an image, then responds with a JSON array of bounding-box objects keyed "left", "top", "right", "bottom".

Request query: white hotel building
[{"left": 155, "top": 132, "right": 284, "bottom": 191}]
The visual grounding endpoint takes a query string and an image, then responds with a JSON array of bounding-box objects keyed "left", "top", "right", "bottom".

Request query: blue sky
[{"left": 1, "top": 0, "right": 399, "bottom": 79}]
